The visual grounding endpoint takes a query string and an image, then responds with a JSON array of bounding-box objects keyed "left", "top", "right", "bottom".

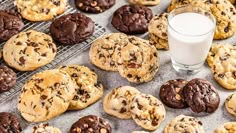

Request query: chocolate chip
[{"left": 19, "top": 57, "right": 25, "bottom": 65}]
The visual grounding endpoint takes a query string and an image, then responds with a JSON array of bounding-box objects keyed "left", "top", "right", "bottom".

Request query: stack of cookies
[
  {"left": 207, "top": 44, "right": 236, "bottom": 90},
  {"left": 159, "top": 78, "right": 220, "bottom": 113},
  {"left": 18, "top": 65, "right": 104, "bottom": 122},
  {"left": 89, "top": 33, "right": 160, "bottom": 83},
  {"left": 103, "top": 86, "right": 166, "bottom": 131}
]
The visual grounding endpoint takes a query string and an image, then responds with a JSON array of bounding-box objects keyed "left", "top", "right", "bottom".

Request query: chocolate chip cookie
[
  {"left": 225, "top": 92, "right": 236, "bottom": 116},
  {"left": 115, "top": 36, "right": 159, "bottom": 83},
  {"left": 0, "top": 112, "right": 22, "bottom": 133},
  {"left": 0, "top": 66, "right": 17, "bottom": 93},
  {"left": 159, "top": 79, "right": 188, "bottom": 109},
  {"left": 214, "top": 122, "right": 236, "bottom": 133},
  {"left": 207, "top": 44, "right": 236, "bottom": 90},
  {"left": 33, "top": 123, "right": 61, "bottom": 133},
  {"left": 3, "top": 30, "right": 57, "bottom": 71},
  {"left": 50, "top": 13, "right": 94, "bottom": 45},
  {"left": 111, "top": 5, "right": 153, "bottom": 34},
  {"left": 15, "top": 0, "right": 67, "bottom": 21},
  {"left": 148, "top": 13, "right": 169, "bottom": 50},
  {"left": 183, "top": 78, "right": 220, "bottom": 113},
  {"left": 103, "top": 86, "right": 140, "bottom": 119},
  {"left": 89, "top": 33, "right": 128, "bottom": 71},
  {"left": 75, "top": 0, "right": 115, "bottom": 13},
  {"left": 130, "top": 93, "right": 166, "bottom": 131},
  {"left": 0, "top": 10, "right": 24, "bottom": 42},
  {"left": 129, "top": 0, "right": 160, "bottom": 5},
  {"left": 59, "top": 65, "right": 104, "bottom": 110},
  {"left": 164, "top": 115, "right": 204, "bottom": 133},
  {"left": 18, "top": 69, "right": 76, "bottom": 122},
  {"left": 70, "top": 115, "right": 112, "bottom": 133}
]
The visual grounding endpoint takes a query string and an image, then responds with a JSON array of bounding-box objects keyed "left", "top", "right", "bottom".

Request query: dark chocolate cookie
[
  {"left": 0, "top": 112, "right": 22, "bottom": 133},
  {"left": 0, "top": 66, "right": 17, "bottom": 93},
  {"left": 0, "top": 10, "right": 24, "bottom": 42},
  {"left": 50, "top": 13, "right": 94, "bottom": 45},
  {"left": 159, "top": 79, "right": 188, "bottom": 109},
  {"left": 75, "top": 0, "right": 115, "bottom": 13},
  {"left": 70, "top": 115, "right": 112, "bottom": 133},
  {"left": 183, "top": 78, "right": 220, "bottom": 113},
  {"left": 111, "top": 4, "right": 153, "bottom": 34}
]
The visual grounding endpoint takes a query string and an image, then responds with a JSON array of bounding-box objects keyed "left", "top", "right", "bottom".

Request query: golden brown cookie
[
  {"left": 129, "top": 0, "right": 160, "bottom": 6},
  {"left": 207, "top": 44, "right": 236, "bottom": 90},
  {"left": 115, "top": 36, "right": 159, "bottom": 83},
  {"left": 59, "top": 65, "right": 104, "bottom": 110},
  {"left": 214, "top": 122, "right": 236, "bottom": 133},
  {"left": 103, "top": 86, "right": 140, "bottom": 119},
  {"left": 148, "top": 13, "right": 169, "bottom": 50},
  {"left": 3, "top": 30, "right": 57, "bottom": 71},
  {"left": 89, "top": 33, "right": 128, "bottom": 71},
  {"left": 18, "top": 69, "right": 76, "bottom": 122},
  {"left": 15, "top": 0, "right": 67, "bottom": 21}
]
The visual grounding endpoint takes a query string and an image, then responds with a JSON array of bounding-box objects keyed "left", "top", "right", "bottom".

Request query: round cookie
[
  {"left": 15, "top": 0, "right": 67, "bottom": 21},
  {"left": 103, "top": 86, "right": 140, "bottom": 119},
  {"left": 111, "top": 5, "right": 153, "bottom": 34},
  {"left": 207, "top": 44, "right": 236, "bottom": 90},
  {"left": 3, "top": 30, "right": 57, "bottom": 71},
  {"left": 75, "top": 0, "right": 115, "bottom": 13},
  {"left": 148, "top": 13, "right": 169, "bottom": 50},
  {"left": 214, "top": 122, "right": 236, "bottom": 133},
  {"left": 50, "top": 13, "right": 94, "bottom": 45},
  {"left": 225, "top": 92, "right": 236, "bottom": 116},
  {"left": 129, "top": 0, "right": 160, "bottom": 5},
  {"left": 89, "top": 33, "right": 128, "bottom": 71},
  {"left": 210, "top": 0, "right": 236, "bottom": 39},
  {"left": 70, "top": 115, "right": 112, "bottom": 133},
  {"left": 59, "top": 65, "right": 104, "bottom": 110},
  {"left": 164, "top": 115, "right": 204, "bottom": 133},
  {"left": 33, "top": 123, "right": 61, "bottom": 133},
  {"left": 167, "top": 0, "right": 236, "bottom": 40},
  {"left": 159, "top": 79, "right": 188, "bottom": 109},
  {"left": 115, "top": 36, "right": 159, "bottom": 83},
  {"left": 130, "top": 93, "right": 166, "bottom": 131},
  {"left": 18, "top": 69, "right": 76, "bottom": 122},
  {"left": 0, "top": 10, "right": 24, "bottom": 42},
  {"left": 183, "top": 78, "right": 220, "bottom": 113},
  {"left": 0, "top": 112, "right": 22, "bottom": 133},
  {"left": 0, "top": 66, "right": 17, "bottom": 93}
]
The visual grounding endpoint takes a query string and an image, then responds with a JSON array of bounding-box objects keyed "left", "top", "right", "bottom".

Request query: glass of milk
[{"left": 168, "top": 5, "right": 216, "bottom": 74}]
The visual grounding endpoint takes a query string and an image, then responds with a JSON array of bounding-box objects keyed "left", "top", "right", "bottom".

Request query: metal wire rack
[{"left": 0, "top": 0, "right": 106, "bottom": 103}]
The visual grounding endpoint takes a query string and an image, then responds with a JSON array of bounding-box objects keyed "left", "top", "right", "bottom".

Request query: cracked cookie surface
[
  {"left": 111, "top": 5, "right": 153, "bottom": 34},
  {"left": 103, "top": 86, "right": 140, "bottom": 119},
  {"left": 3, "top": 30, "right": 57, "bottom": 71},
  {"left": 207, "top": 44, "right": 236, "bottom": 90},
  {"left": 115, "top": 36, "right": 159, "bottom": 83},
  {"left": 130, "top": 93, "right": 166, "bottom": 131},
  {"left": 18, "top": 69, "right": 76, "bottom": 122},
  {"left": 50, "top": 13, "right": 94, "bottom": 45},
  {"left": 59, "top": 65, "right": 103, "bottom": 110},
  {"left": 89, "top": 33, "right": 128, "bottom": 71}
]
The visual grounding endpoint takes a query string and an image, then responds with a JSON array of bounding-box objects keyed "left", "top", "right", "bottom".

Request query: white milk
[{"left": 168, "top": 12, "right": 215, "bottom": 65}]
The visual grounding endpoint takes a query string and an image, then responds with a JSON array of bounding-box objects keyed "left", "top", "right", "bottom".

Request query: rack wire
[{"left": 0, "top": 1, "right": 106, "bottom": 103}]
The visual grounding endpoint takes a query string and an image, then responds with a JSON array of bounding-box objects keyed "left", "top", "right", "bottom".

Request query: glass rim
[{"left": 167, "top": 5, "right": 216, "bottom": 37}]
